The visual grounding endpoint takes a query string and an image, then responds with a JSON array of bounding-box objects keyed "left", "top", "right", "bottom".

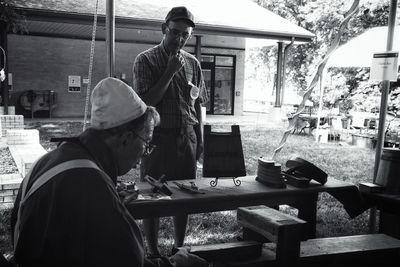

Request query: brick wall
[
  {"left": 0, "top": 179, "right": 20, "bottom": 204},
  {"left": 8, "top": 35, "right": 151, "bottom": 117},
  {"left": 6, "top": 129, "right": 39, "bottom": 145},
  {"left": 8, "top": 34, "right": 246, "bottom": 117},
  {"left": 0, "top": 115, "right": 24, "bottom": 137}
]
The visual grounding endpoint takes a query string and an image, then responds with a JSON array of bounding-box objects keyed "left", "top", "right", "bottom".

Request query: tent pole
[
  {"left": 106, "top": 0, "right": 115, "bottom": 77},
  {"left": 275, "top": 42, "right": 283, "bottom": 107},
  {"left": 315, "top": 68, "right": 326, "bottom": 141},
  {"left": 368, "top": 0, "right": 398, "bottom": 233}
]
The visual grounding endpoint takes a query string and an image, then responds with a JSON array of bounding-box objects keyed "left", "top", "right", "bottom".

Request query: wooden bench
[
  {"left": 238, "top": 205, "right": 306, "bottom": 267},
  {"left": 359, "top": 182, "right": 400, "bottom": 239},
  {"left": 188, "top": 205, "right": 400, "bottom": 267}
]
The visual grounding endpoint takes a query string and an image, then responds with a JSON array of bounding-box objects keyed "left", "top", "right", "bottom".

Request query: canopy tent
[
  {"left": 318, "top": 26, "right": 400, "bottom": 132},
  {"left": 326, "top": 26, "right": 400, "bottom": 68}
]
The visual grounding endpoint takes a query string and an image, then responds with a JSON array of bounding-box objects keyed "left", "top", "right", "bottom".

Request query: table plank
[{"left": 126, "top": 176, "right": 356, "bottom": 220}]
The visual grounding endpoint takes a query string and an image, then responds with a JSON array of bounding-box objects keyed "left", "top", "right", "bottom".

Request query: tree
[
  {"left": 0, "top": 0, "right": 26, "bottom": 33},
  {"left": 249, "top": 0, "right": 390, "bottom": 107}
]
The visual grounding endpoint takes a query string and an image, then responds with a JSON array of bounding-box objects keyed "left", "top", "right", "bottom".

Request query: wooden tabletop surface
[{"left": 125, "top": 176, "right": 356, "bottom": 219}]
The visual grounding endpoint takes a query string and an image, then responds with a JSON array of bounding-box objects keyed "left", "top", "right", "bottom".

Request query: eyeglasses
[
  {"left": 131, "top": 130, "right": 156, "bottom": 156},
  {"left": 166, "top": 26, "right": 192, "bottom": 40}
]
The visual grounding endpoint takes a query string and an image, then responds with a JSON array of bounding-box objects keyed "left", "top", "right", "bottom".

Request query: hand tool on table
[
  {"left": 173, "top": 181, "right": 205, "bottom": 194},
  {"left": 144, "top": 174, "right": 173, "bottom": 196}
]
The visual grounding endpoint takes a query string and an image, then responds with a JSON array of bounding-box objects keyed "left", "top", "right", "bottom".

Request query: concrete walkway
[
  {"left": 205, "top": 112, "right": 286, "bottom": 127},
  {"left": 24, "top": 112, "right": 287, "bottom": 128}
]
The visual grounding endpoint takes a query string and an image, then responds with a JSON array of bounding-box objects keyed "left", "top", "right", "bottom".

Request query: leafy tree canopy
[
  {"left": 0, "top": 0, "right": 27, "bottom": 33},
  {"left": 249, "top": 0, "right": 393, "bottom": 113}
]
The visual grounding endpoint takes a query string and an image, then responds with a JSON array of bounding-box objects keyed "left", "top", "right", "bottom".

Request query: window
[{"left": 215, "top": 56, "right": 234, "bottom": 66}]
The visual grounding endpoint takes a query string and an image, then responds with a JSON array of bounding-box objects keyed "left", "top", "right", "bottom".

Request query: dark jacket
[{"left": 11, "top": 129, "right": 170, "bottom": 267}]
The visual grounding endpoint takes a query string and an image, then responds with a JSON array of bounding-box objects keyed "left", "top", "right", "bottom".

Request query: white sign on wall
[
  {"left": 370, "top": 51, "right": 399, "bottom": 81},
  {"left": 8, "top": 73, "right": 12, "bottom": 86},
  {"left": 68, "top": 75, "right": 81, "bottom": 92}
]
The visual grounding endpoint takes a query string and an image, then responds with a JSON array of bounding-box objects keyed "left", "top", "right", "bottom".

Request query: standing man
[
  {"left": 10, "top": 78, "right": 207, "bottom": 267},
  {"left": 132, "top": 6, "right": 208, "bottom": 256}
]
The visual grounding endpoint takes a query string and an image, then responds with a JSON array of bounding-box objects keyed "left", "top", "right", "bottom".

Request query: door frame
[
  {"left": 201, "top": 54, "right": 236, "bottom": 115},
  {"left": 201, "top": 61, "right": 215, "bottom": 115}
]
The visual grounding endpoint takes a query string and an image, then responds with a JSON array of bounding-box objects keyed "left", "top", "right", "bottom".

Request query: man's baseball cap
[
  {"left": 90, "top": 77, "right": 147, "bottom": 130},
  {"left": 165, "top": 6, "right": 195, "bottom": 28}
]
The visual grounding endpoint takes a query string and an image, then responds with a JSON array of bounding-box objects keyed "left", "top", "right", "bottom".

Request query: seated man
[{"left": 10, "top": 77, "right": 207, "bottom": 267}]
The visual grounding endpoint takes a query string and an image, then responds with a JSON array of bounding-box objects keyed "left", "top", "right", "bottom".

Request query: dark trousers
[
  {"left": 140, "top": 125, "right": 197, "bottom": 253},
  {"left": 141, "top": 125, "right": 197, "bottom": 181}
]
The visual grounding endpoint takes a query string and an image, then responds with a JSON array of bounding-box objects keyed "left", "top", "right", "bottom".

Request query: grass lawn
[{"left": 0, "top": 120, "right": 375, "bottom": 255}]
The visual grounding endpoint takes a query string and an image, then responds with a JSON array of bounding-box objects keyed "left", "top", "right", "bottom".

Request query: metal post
[
  {"left": 0, "top": 21, "right": 8, "bottom": 114},
  {"left": 48, "top": 90, "right": 53, "bottom": 119},
  {"left": 195, "top": 35, "right": 202, "bottom": 60},
  {"left": 369, "top": 0, "right": 398, "bottom": 233},
  {"left": 106, "top": 0, "right": 115, "bottom": 77},
  {"left": 275, "top": 42, "right": 283, "bottom": 107},
  {"left": 315, "top": 69, "right": 325, "bottom": 141},
  {"left": 281, "top": 38, "right": 295, "bottom": 106}
]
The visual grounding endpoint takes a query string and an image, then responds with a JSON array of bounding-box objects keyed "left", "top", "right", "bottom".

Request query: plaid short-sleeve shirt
[{"left": 132, "top": 43, "right": 208, "bottom": 129}]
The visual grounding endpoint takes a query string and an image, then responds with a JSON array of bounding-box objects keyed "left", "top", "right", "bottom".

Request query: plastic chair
[
  {"left": 329, "top": 117, "right": 343, "bottom": 141},
  {"left": 350, "top": 115, "right": 366, "bottom": 133}
]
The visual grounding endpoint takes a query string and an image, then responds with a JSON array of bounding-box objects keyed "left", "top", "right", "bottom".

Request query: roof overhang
[{"left": 16, "top": 7, "right": 314, "bottom": 43}]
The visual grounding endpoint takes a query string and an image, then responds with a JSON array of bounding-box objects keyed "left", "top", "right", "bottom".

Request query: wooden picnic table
[{"left": 126, "top": 176, "right": 360, "bottom": 239}]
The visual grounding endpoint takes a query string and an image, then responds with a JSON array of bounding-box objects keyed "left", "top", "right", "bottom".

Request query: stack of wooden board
[{"left": 255, "top": 157, "right": 286, "bottom": 188}]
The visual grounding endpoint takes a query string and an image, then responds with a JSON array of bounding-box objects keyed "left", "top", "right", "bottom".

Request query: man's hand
[
  {"left": 170, "top": 248, "right": 209, "bottom": 267},
  {"left": 138, "top": 52, "right": 185, "bottom": 106},
  {"left": 166, "top": 52, "right": 185, "bottom": 75}
]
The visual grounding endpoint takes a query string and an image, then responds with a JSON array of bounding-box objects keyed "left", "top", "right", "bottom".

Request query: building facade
[
  {"left": 8, "top": 33, "right": 245, "bottom": 117},
  {"left": 2, "top": 0, "right": 313, "bottom": 118}
]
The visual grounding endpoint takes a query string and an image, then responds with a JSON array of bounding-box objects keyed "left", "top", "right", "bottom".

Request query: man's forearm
[
  {"left": 140, "top": 69, "right": 175, "bottom": 106},
  {"left": 140, "top": 51, "right": 185, "bottom": 106}
]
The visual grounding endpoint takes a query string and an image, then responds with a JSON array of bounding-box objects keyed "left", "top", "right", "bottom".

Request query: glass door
[
  {"left": 201, "top": 55, "right": 235, "bottom": 115},
  {"left": 214, "top": 66, "right": 234, "bottom": 115},
  {"left": 201, "top": 61, "right": 215, "bottom": 114}
]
